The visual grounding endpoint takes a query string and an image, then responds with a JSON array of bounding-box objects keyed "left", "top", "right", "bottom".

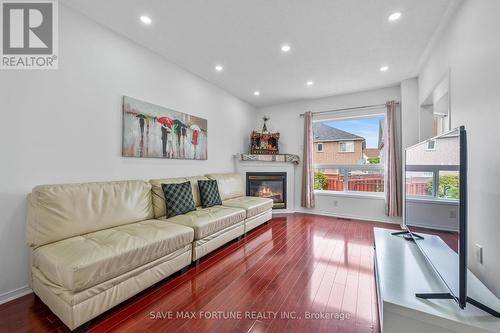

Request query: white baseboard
[
  {"left": 292, "top": 209, "right": 402, "bottom": 225},
  {"left": 0, "top": 285, "right": 32, "bottom": 305},
  {"left": 272, "top": 209, "right": 295, "bottom": 215}
]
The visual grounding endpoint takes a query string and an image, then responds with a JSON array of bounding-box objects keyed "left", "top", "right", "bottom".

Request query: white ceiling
[{"left": 63, "top": 0, "right": 455, "bottom": 107}]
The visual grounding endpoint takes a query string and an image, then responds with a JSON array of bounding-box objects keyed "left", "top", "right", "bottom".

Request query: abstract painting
[{"left": 122, "top": 96, "right": 207, "bottom": 160}]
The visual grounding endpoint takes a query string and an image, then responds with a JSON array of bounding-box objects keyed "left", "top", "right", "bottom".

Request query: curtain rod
[{"left": 299, "top": 102, "right": 399, "bottom": 117}]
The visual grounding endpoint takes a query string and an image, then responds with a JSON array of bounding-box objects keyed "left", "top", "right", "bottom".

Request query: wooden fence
[
  {"left": 322, "top": 173, "right": 431, "bottom": 195},
  {"left": 324, "top": 174, "right": 384, "bottom": 192},
  {"left": 405, "top": 182, "right": 431, "bottom": 196}
]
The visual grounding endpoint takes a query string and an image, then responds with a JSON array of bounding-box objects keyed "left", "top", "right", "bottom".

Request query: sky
[{"left": 323, "top": 115, "right": 385, "bottom": 148}]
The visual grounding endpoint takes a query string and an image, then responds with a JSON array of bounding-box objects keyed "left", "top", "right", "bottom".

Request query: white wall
[
  {"left": 401, "top": 78, "right": 420, "bottom": 152},
  {"left": 406, "top": 200, "right": 459, "bottom": 232},
  {"left": 255, "top": 86, "right": 402, "bottom": 224},
  {"left": 418, "top": 0, "right": 500, "bottom": 297},
  {"left": 0, "top": 5, "right": 255, "bottom": 301}
]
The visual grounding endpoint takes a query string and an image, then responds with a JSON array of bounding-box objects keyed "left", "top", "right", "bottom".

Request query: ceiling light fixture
[
  {"left": 306, "top": 81, "right": 314, "bottom": 86},
  {"left": 380, "top": 65, "right": 389, "bottom": 72},
  {"left": 281, "top": 44, "right": 291, "bottom": 53},
  {"left": 253, "top": 91, "right": 261, "bottom": 96},
  {"left": 140, "top": 15, "right": 152, "bottom": 25},
  {"left": 388, "top": 12, "right": 402, "bottom": 22},
  {"left": 215, "top": 65, "right": 223, "bottom": 72}
]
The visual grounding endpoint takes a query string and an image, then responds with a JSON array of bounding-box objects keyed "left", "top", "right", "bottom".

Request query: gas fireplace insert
[{"left": 246, "top": 172, "right": 286, "bottom": 209}]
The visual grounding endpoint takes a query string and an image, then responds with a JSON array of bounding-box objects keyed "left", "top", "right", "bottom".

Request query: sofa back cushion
[
  {"left": 26, "top": 180, "right": 154, "bottom": 248},
  {"left": 150, "top": 177, "right": 187, "bottom": 218},
  {"left": 205, "top": 173, "right": 245, "bottom": 200},
  {"left": 149, "top": 175, "right": 208, "bottom": 218}
]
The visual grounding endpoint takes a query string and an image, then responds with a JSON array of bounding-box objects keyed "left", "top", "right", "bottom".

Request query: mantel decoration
[
  {"left": 250, "top": 116, "right": 280, "bottom": 155},
  {"left": 122, "top": 96, "right": 207, "bottom": 160}
]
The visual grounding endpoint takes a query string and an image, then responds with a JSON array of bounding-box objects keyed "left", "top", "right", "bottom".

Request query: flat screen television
[
  {"left": 403, "top": 126, "right": 467, "bottom": 307},
  {"left": 400, "top": 126, "right": 499, "bottom": 316}
]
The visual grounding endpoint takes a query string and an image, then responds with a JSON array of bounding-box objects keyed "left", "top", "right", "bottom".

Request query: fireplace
[{"left": 246, "top": 172, "right": 287, "bottom": 209}]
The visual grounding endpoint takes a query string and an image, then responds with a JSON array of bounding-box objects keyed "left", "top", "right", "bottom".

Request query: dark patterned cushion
[
  {"left": 162, "top": 181, "right": 196, "bottom": 218},
  {"left": 198, "top": 180, "right": 222, "bottom": 208}
]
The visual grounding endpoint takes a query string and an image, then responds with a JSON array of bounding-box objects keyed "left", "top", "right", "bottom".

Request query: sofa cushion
[
  {"left": 164, "top": 206, "right": 245, "bottom": 240},
  {"left": 150, "top": 176, "right": 208, "bottom": 218},
  {"left": 222, "top": 196, "right": 274, "bottom": 218},
  {"left": 26, "top": 180, "right": 154, "bottom": 248},
  {"left": 32, "top": 219, "right": 194, "bottom": 292},
  {"left": 162, "top": 181, "right": 196, "bottom": 217},
  {"left": 149, "top": 177, "right": 187, "bottom": 218},
  {"left": 184, "top": 176, "right": 209, "bottom": 206},
  {"left": 198, "top": 180, "right": 222, "bottom": 208},
  {"left": 205, "top": 173, "right": 245, "bottom": 200}
]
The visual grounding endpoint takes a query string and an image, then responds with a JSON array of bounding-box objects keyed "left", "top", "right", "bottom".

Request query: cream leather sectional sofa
[{"left": 26, "top": 173, "right": 272, "bottom": 330}]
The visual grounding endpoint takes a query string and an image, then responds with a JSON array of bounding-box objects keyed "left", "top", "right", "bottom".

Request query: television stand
[
  {"left": 415, "top": 293, "right": 500, "bottom": 318},
  {"left": 374, "top": 228, "right": 500, "bottom": 332}
]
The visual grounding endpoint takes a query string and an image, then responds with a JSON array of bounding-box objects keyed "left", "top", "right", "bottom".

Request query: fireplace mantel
[{"left": 237, "top": 153, "right": 300, "bottom": 164}]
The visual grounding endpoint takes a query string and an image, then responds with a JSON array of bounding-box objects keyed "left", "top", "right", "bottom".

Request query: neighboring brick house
[
  {"left": 313, "top": 123, "right": 366, "bottom": 171},
  {"left": 363, "top": 148, "right": 381, "bottom": 163}
]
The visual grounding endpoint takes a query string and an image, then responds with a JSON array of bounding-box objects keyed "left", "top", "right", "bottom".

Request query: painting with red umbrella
[{"left": 122, "top": 96, "right": 207, "bottom": 160}]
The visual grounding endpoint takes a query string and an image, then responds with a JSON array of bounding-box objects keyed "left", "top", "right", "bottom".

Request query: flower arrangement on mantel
[
  {"left": 250, "top": 116, "right": 280, "bottom": 155},
  {"left": 250, "top": 131, "right": 280, "bottom": 155},
  {"left": 239, "top": 116, "right": 300, "bottom": 164}
]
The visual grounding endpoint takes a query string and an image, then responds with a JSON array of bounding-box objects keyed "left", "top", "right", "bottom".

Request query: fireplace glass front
[{"left": 246, "top": 172, "right": 286, "bottom": 209}]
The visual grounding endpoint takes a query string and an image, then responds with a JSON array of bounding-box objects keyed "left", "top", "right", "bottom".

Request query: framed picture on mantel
[{"left": 122, "top": 96, "right": 207, "bottom": 160}]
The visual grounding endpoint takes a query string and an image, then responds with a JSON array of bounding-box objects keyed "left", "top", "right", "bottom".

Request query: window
[
  {"left": 405, "top": 169, "right": 459, "bottom": 201},
  {"left": 317, "top": 143, "right": 323, "bottom": 152},
  {"left": 406, "top": 129, "right": 459, "bottom": 202},
  {"left": 339, "top": 141, "right": 354, "bottom": 152},
  {"left": 312, "top": 115, "right": 385, "bottom": 194}
]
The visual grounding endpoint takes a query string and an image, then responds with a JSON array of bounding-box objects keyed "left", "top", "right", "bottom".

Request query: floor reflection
[{"left": 6, "top": 214, "right": 453, "bottom": 333}]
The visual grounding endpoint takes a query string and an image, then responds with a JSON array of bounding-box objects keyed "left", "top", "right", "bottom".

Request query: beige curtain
[
  {"left": 301, "top": 111, "right": 315, "bottom": 208},
  {"left": 385, "top": 101, "right": 401, "bottom": 216}
]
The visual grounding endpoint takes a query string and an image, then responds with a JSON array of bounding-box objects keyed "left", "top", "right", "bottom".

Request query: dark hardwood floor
[{"left": 0, "top": 214, "right": 458, "bottom": 333}]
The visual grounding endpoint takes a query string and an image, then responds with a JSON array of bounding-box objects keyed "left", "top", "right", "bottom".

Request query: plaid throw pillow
[
  {"left": 162, "top": 181, "right": 196, "bottom": 218},
  {"left": 198, "top": 180, "right": 222, "bottom": 208}
]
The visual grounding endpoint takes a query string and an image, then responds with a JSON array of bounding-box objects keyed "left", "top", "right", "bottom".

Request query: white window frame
[
  {"left": 405, "top": 164, "right": 459, "bottom": 202},
  {"left": 317, "top": 142, "right": 324, "bottom": 152},
  {"left": 338, "top": 141, "right": 354, "bottom": 153},
  {"left": 314, "top": 163, "right": 385, "bottom": 196},
  {"left": 312, "top": 110, "right": 387, "bottom": 196}
]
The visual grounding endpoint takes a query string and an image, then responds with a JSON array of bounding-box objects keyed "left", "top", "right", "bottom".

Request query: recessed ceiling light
[
  {"left": 388, "top": 12, "right": 402, "bottom": 22},
  {"left": 254, "top": 91, "right": 261, "bottom": 96},
  {"left": 281, "top": 44, "right": 291, "bottom": 53},
  {"left": 306, "top": 81, "right": 314, "bottom": 86},
  {"left": 140, "top": 15, "right": 152, "bottom": 25},
  {"left": 215, "top": 65, "right": 223, "bottom": 72},
  {"left": 380, "top": 65, "right": 389, "bottom": 72}
]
